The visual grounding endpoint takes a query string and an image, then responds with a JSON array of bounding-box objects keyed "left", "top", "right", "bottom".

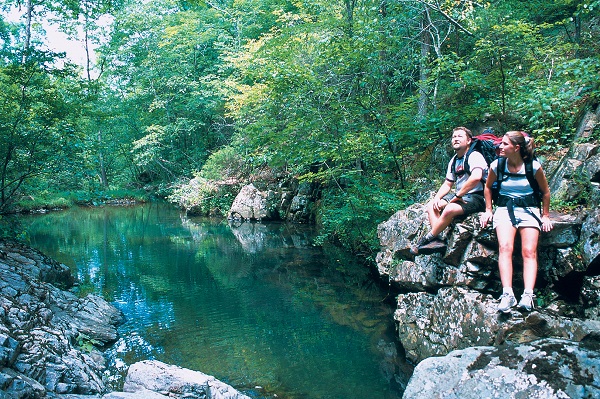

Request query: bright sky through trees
[{"left": 5, "top": 6, "right": 109, "bottom": 67}]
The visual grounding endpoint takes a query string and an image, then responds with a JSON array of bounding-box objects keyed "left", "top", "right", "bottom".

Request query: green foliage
[
  {"left": 13, "top": 188, "right": 149, "bottom": 212},
  {"left": 315, "top": 179, "right": 413, "bottom": 256},
  {"left": 228, "top": 2, "right": 431, "bottom": 192},
  {"left": 167, "top": 144, "right": 250, "bottom": 215},
  {"left": 0, "top": 214, "right": 27, "bottom": 240},
  {"left": 2, "top": 0, "right": 599, "bottom": 253},
  {"left": 535, "top": 287, "right": 559, "bottom": 308},
  {"left": 0, "top": 59, "right": 87, "bottom": 213},
  {"left": 16, "top": 194, "right": 72, "bottom": 212},
  {"left": 199, "top": 145, "right": 249, "bottom": 181},
  {"left": 512, "top": 57, "right": 600, "bottom": 150},
  {"left": 168, "top": 177, "right": 239, "bottom": 216},
  {"left": 75, "top": 332, "right": 103, "bottom": 353}
]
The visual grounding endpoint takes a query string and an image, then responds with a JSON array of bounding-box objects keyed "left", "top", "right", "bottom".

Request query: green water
[{"left": 17, "top": 202, "right": 407, "bottom": 399}]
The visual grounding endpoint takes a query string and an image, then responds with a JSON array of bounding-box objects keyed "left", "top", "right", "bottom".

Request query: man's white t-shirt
[{"left": 446, "top": 151, "right": 487, "bottom": 193}]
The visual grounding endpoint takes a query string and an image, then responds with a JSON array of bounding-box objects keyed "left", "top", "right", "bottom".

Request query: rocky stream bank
[
  {"left": 0, "top": 239, "right": 251, "bottom": 399},
  {"left": 191, "top": 107, "right": 600, "bottom": 398},
  {"left": 375, "top": 108, "right": 600, "bottom": 398},
  {"left": 3, "top": 108, "right": 600, "bottom": 398}
]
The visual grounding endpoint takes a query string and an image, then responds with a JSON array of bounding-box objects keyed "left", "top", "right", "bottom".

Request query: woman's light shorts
[{"left": 493, "top": 206, "right": 541, "bottom": 230}]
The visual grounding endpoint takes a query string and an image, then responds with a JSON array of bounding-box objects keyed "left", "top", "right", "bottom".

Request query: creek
[{"left": 15, "top": 202, "right": 407, "bottom": 399}]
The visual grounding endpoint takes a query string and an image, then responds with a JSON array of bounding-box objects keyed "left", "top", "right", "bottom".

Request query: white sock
[
  {"left": 523, "top": 289, "right": 534, "bottom": 295},
  {"left": 503, "top": 287, "right": 514, "bottom": 296}
]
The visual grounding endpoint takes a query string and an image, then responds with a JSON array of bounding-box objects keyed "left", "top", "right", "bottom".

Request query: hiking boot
[
  {"left": 517, "top": 292, "right": 536, "bottom": 311},
  {"left": 497, "top": 293, "right": 517, "bottom": 313},
  {"left": 410, "top": 235, "right": 445, "bottom": 255},
  {"left": 410, "top": 235, "right": 432, "bottom": 255}
]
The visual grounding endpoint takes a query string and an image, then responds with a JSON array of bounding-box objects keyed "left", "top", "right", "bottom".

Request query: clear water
[{"left": 16, "top": 202, "right": 408, "bottom": 399}]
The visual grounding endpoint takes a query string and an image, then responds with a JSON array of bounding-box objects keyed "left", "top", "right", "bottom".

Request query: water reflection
[{"left": 16, "top": 202, "right": 407, "bottom": 399}]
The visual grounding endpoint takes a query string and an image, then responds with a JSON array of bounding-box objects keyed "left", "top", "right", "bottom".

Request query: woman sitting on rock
[{"left": 480, "top": 131, "right": 554, "bottom": 313}]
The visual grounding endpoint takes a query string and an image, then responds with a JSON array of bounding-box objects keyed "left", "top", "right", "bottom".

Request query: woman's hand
[
  {"left": 541, "top": 215, "right": 553, "bottom": 232},
  {"left": 480, "top": 210, "right": 493, "bottom": 228}
]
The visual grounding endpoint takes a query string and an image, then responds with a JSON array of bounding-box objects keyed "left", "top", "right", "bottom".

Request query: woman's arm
[
  {"left": 535, "top": 167, "right": 553, "bottom": 232},
  {"left": 480, "top": 169, "right": 496, "bottom": 228}
]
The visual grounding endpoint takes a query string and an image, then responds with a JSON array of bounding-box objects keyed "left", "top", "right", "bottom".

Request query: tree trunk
[
  {"left": 98, "top": 130, "right": 109, "bottom": 188},
  {"left": 418, "top": 9, "right": 431, "bottom": 121},
  {"left": 345, "top": 0, "right": 356, "bottom": 36},
  {"left": 22, "top": 0, "right": 33, "bottom": 63},
  {"left": 84, "top": 13, "right": 92, "bottom": 82}
]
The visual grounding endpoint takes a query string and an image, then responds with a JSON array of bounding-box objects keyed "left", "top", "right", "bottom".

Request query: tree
[
  {"left": 0, "top": 59, "right": 86, "bottom": 211},
  {"left": 94, "top": 1, "right": 232, "bottom": 181}
]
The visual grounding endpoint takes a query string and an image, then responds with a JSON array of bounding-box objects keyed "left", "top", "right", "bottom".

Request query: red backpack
[{"left": 451, "top": 131, "right": 502, "bottom": 177}]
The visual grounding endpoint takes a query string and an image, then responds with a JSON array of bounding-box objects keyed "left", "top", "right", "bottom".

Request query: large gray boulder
[
  {"left": 227, "top": 181, "right": 318, "bottom": 223},
  {"left": 394, "top": 286, "right": 600, "bottom": 364},
  {"left": 376, "top": 108, "right": 600, "bottom": 395},
  {"left": 123, "top": 360, "right": 252, "bottom": 399},
  {"left": 581, "top": 207, "right": 600, "bottom": 267},
  {"left": 381, "top": 204, "right": 600, "bottom": 365},
  {"left": 393, "top": 287, "right": 500, "bottom": 363},
  {"left": 228, "top": 183, "right": 279, "bottom": 221},
  {"left": 581, "top": 275, "right": 600, "bottom": 320},
  {"left": 376, "top": 206, "right": 587, "bottom": 293},
  {"left": 403, "top": 338, "right": 600, "bottom": 399}
]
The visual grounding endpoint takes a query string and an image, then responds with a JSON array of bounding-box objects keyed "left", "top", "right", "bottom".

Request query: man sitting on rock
[{"left": 411, "top": 127, "right": 487, "bottom": 255}]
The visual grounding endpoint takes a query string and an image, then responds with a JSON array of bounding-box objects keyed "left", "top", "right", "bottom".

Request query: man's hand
[
  {"left": 433, "top": 198, "right": 448, "bottom": 213},
  {"left": 449, "top": 195, "right": 465, "bottom": 204}
]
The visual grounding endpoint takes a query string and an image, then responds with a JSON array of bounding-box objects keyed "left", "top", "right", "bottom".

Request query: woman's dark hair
[{"left": 505, "top": 131, "right": 534, "bottom": 162}]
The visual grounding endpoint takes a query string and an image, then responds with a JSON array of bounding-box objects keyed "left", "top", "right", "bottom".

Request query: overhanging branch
[{"left": 416, "top": 0, "right": 473, "bottom": 36}]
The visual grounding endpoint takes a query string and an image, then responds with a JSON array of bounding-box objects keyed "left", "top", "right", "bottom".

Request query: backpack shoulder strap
[
  {"left": 525, "top": 159, "right": 541, "bottom": 203},
  {"left": 463, "top": 140, "right": 478, "bottom": 175},
  {"left": 496, "top": 157, "right": 506, "bottom": 184},
  {"left": 491, "top": 157, "right": 506, "bottom": 202},
  {"left": 450, "top": 154, "right": 458, "bottom": 176}
]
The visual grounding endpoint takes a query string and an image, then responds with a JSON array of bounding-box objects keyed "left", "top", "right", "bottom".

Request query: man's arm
[
  {"left": 434, "top": 179, "right": 454, "bottom": 200},
  {"left": 431, "top": 179, "right": 454, "bottom": 212},
  {"left": 454, "top": 167, "right": 483, "bottom": 198},
  {"left": 480, "top": 168, "right": 496, "bottom": 228}
]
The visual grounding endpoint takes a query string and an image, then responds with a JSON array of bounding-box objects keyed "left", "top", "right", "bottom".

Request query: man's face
[{"left": 451, "top": 130, "right": 471, "bottom": 152}]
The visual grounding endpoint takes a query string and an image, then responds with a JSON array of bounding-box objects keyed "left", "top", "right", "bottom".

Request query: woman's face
[{"left": 499, "top": 135, "right": 519, "bottom": 157}]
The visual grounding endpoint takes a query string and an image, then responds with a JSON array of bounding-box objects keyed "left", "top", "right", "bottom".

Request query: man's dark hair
[{"left": 453, "top": 126, "right": 472, "bottom": 139}]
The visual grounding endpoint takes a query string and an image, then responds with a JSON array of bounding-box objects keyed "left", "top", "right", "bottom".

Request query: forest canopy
[{"left": 1, "top": 0, "right": 599, "bottom": 252}]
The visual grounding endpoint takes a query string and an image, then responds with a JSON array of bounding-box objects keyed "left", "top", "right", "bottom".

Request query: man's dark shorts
[{"left": 442, "top": 192, "right": 485, "bottom": 215}]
